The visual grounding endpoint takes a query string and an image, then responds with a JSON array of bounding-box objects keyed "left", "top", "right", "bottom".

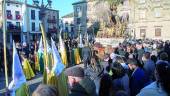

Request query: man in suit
[{"left": 128, "top": 58, "right": 150, "bottom": 96}]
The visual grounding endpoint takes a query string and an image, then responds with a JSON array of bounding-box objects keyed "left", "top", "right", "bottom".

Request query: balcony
[
  {"left": 7, "top": 24, "right": 21, "bottom": 32},
  {"left": 48, "top": 27, "right": 57, "bottom": 33},
  {"left": 47, "top": 18, "right": 57, "bottom": 23},
  {"left": 7, "top": 14, "right": 12, "bottom": 20},
  {"left": 16, "top": 14, "right": 21, "bottom": 20}
]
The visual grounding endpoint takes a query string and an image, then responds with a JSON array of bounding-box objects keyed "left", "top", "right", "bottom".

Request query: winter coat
[{"left": 69, "top": 77, "right": 97, "bottom": 96}]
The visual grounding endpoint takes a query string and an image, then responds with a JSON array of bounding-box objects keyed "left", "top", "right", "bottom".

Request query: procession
[{"left": 0, "top": 0, "right": 170, "bottom": 96}]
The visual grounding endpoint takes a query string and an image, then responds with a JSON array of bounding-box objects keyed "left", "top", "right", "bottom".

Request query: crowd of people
[
  {"left": 1, "top": 38, "right": 170, "bottom": 96},
  {"left": 28, "top": 39, "right": 170, "bottom": 96},
  {"left": 0, "top": 38, "right": 91, "bottom": 79},
  {"left": 99, "top": 39, "right": 170, "bottom": 96},
  {"left": 0, "top": 41, "right": 37, "bottom": 79}
]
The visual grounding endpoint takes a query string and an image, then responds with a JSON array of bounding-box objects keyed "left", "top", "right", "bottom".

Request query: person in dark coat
[
  {"left": 22, "top": 42, "right": 30, "bottom": 58},
  {"left": 128, "top": 59, "right": 150, "bottom": 96},
  {"left": 82, "top": 44, "right": 92, "bottom": 69},
  {"left": 164, "top": 41, "right": 170, "bottom": 62},
  {"left": 99, "top": 74, "right": 113, "bottom": 96},
  {"left": 137, "top": 44, "right": 145, "bottom": 64},
  {"left": 142, "top": 52, "right": 155, "bottom": 82},
  {"left": 65, "top": 66, "right": 97, "bottom": 96}
]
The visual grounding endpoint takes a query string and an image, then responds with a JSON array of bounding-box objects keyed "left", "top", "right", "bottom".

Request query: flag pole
[
  {"left": 40, "top": 23, "right": 48, "bottom": 83},
  {"left": 2, "top": 0, "right": 9, "bottom": 87},
  {"left": 40, "top": 23, "right": 47, "bottom": 66}
]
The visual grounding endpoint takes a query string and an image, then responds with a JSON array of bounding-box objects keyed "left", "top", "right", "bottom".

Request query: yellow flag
[{"left": 59, "top": 33, "right": 68, "bottom": 67}]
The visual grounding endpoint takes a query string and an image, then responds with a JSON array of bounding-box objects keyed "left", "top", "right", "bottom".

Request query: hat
[{"left": 65, "top": 66, "right": 84, "bottom": 77}]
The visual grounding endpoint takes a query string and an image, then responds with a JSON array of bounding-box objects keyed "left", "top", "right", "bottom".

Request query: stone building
[
  {"left": 73, "top": 0, "right": 170, "bottom": 40},
  {"left": 131, "top": 0, "right": 170, "bottom": 40},
  {"left": 72, "top": 0, "right": 87, "bottom": 38},
  {"left": 61, "top": 13, "right": 74, "bottom": 39}
]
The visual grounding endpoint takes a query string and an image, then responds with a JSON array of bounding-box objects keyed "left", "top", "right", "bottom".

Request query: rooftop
[
  {"left": 72, "top": 0, "right": 87, "bottom": 5},
  {"left": 62, "top": 12, "right": 74, "bottom": 18}
]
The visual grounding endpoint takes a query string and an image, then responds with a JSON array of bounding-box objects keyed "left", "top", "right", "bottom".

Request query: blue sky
[{"left": 28, "top": 0, "right": 79, "bottom": 18}]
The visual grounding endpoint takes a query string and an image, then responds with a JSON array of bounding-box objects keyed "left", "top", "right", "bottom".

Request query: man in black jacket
[{"left": 65, "top": 66, "right": 97, "bottom": 96}]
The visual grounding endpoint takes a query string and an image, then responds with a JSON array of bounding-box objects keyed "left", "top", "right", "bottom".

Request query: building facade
[
  {"left": 73, "top": 0, "right": 170, "bottom": 40},
  {"left": 5, "top": 0, "right": 23, "bottom": 45},
  {"left": 0, "top": 0, "right": 59, "bottom": 47},
  {"left": 27, "top": 5, "right": 59, "bottom": 42},
  {"left": 131, "top": 0, "right": 170, "bottom": 40},
  {"left": 44, "top": 8, "right": 59, "bottom": 39},
  {"left": 61, "top": 12, "right": 74, "bottom": 39},
  {"left": 72, "top": 0, "right": 87, "bottom": 38}
]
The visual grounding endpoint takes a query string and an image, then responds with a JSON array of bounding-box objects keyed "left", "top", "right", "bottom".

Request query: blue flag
[
  {"left": 51, "top": 38, "right": 65, "bottom": 76},
  {"left": 8, "top": 41, "right": 26, "bottom": 96}
]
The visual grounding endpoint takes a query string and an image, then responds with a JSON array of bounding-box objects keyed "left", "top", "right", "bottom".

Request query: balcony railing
[
  {"left": 7, "top": 14, "right": 12, "bottom": 20},
  {"left": 47, "top": 18, "right": 57, "bottom": 23},
  {"left": 7, "top": 25, "right": 21, "bottom": 32},
  {"left": 16, "top": 14, "right": 21, "bottom": 20},
  {"left": 48, "top": 27, "right": 57, "bottom": 33}
]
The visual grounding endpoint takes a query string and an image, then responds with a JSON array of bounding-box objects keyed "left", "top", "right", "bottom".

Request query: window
[
  {"left": 7, "top": 22, "right": 12, "bottom": 28},
  {"left": 6, "top": 10, "right": 11, "bottom": 14},
  {"left": 139, "top": 10, "right": 146, "bottom": 19},
  {"left": 16, "top": 22, "right": 20, "bottom": 29},
  {"left": 155, "top": 28, "right": 161, "bottom": 36},
  {"left": 15, "top": 11, "right": 19, "bottom": 15},
  {"left": 38, "top": 11, "right": 41, "bottom": 20},
  {"left": 39, "top": 24, "right": 41, "bottom": 31},
  {"left": 76, "top": 6, "right": 82, "bottom": 17},
  {"left": 139, "top": 0, "right": 145, "bottom": 4},
  {"left": 76, "top": 6, "right": 81, "bottom": 12},
  {"left": 77, "top": 18, "right": 81, "bottom": 24},
  {"left": 154, "top": 8, "right": 161, "bottom": 17},
  {"left": 32, "top": 22, "right": 35, "bottom": 31},
  {"left": 53, "top": 16, "right": 55, "bottom": 19},
  {"left": 7, "top": 3, "right": 10, "bottom": 6},
  {"left": 15, "top": 11, "right": 20, "bottom": 19},
  {"left": 78, "top": 11, "right": 82, "bottom": 17},
  {"left": 16, "top": 22, "right": 20, "bottom": 27},
  {"left": 140, "top": 29, "right": 146, "bottom": 37},
  {"left": 31, "top": 10, "right": 35, "bottom": 20}
]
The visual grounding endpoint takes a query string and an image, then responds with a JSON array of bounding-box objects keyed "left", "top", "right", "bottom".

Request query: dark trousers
[{"left": 83, "top": 58, "right": 90, "bottom": 69}]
